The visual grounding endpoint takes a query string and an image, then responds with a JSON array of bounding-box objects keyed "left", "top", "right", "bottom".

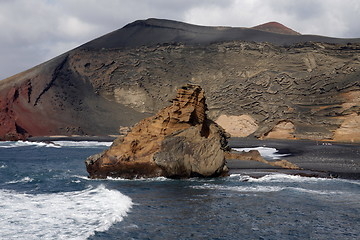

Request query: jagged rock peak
[
  {"left": 252, "top": 21, "right": 301, "bottom": 35},
  {"left": 85, "top": 84, "right": 229, "bottom": 179},
  {"left": 170, "top": 84, "right": 207, "bottom": 124}
]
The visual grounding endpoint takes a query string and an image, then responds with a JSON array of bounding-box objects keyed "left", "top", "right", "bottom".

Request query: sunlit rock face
[{"left": 85, "top": 84, "right": 229, "bottom": 179}]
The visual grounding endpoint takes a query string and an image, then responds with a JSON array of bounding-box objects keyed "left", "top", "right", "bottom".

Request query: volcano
[{"left": 1, "top": 18, "right": 360, "bottom": 142}]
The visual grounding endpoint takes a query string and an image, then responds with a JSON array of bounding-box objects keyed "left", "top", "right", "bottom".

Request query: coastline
[
  {"left": 229, "top": 137, "right": 360, "bottom": 180},
  {"left": 27, "top": 135, "right": 117, "bottom": 142},
  {"left": 24, "top": 136, "right": 360, "bottom": 180}
]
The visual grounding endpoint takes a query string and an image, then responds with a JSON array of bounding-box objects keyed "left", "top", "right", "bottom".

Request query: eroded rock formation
[{"left": 85, "top": 84, "right": 229, "bottom": 179}]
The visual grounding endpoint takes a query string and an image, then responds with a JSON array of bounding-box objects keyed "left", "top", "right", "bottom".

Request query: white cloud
[
  {"left": 57, "top": 16, "right": 97, "bottom": 38},
  {"left": 0, "top": 0, "right": 359, "bottom": 80}
]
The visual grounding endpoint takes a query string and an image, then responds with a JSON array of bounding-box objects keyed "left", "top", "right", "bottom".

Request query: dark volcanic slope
[
  {"left": 1, "top": 19, "right": 360, "bottom": 141},
  {"left": 81, "top": 18, "right": 360, "bottom": 49}
]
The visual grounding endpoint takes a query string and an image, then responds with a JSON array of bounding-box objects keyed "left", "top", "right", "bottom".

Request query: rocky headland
[
  {"left": 85, "top": 84, "right": 230, "bottom": 179},
  {"left": 1, "top": 19, "right": 360, "bottom": 143}
]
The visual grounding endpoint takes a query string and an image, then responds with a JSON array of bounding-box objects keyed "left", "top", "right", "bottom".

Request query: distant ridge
[
  {"left": 252, "top": 22, "right": 301, "bottom": 35},
  {"left": 80, "top": 18, "right": 360, "bottom": 50}
]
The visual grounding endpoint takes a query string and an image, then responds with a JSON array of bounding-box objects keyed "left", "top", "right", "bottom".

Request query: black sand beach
[{"left": 229, "top": 138, "right": 360, "bottom": 180}]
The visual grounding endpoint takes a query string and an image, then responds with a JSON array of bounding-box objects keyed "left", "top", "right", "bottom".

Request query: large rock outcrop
[{"left": 85, "top": 84, "right": 229, "bottom": 179}]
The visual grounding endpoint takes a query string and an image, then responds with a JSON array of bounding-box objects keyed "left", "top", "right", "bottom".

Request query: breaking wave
[
  {"left": 0, "top": 141, "right": 61, "bottom": 148},
  {"left": 228, "top": 173, "right": 360, "bottom": 186},
  {"left": 74, "top": 175, "right": 171, "bottom": 182},
  {"left": 192, "top": 184, "right": 284, "bottom": 192},
  {"left": 189, "top": 174, "right": 360, "bottom": 199},
  {"left": 6, "top": 176, "right": 34, "bottom": 184},
  {"left": 228, "top": 173, "right": 330, "bottom": 183},
  {"left": 0, "top": 185, "right": 133, "bottom": 240},
  {"left": 0, "top": 140, "right": 112, "bottom": 148},
  {"left": 52, "top": 141, "right": 112, "bottom": 147},
  {"left": 192, "top": 183, "right": 354, "bottom": 196},
  {"left": 232, "top": 147, "right": 290, "bottom": 159}
]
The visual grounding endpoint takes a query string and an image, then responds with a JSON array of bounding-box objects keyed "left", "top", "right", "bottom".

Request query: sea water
[{"left": 0, "top": 141, "right": 359, "bottom": 240}]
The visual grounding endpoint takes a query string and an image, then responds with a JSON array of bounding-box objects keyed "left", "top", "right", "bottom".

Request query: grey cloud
[
  {"left": 0, "top": 0, "right": 226, "bottom": 79},
  {"left": 264, "top": 0, "right": 360, "bottom": 37},
  {"left": 0, "top": 0, "right": 359, "bottom": 80},
  {"left": 269, "top": 0, "right": 324, "bottom": 19}
]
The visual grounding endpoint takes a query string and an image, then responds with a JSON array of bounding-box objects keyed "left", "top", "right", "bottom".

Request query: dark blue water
[{"left": 0, "top": 141, "right": 359, "bottom": 240}]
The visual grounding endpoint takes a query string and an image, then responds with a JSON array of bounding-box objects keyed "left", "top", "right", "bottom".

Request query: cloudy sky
[{"left": 1, "top": 0, "right": 359, "bottom": 80}]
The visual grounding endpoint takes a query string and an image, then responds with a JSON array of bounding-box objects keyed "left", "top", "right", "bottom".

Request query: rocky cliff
[
  {"left": 1, "top": 18, "right": 360, "bottom": 142},
  {"left": 85, "top": 84, "right": 229, "bottom": 179}
]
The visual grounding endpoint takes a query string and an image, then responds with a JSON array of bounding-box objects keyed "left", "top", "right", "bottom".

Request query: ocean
[{"left": 0, "top": 141, "right": 359, "bottom": 240}]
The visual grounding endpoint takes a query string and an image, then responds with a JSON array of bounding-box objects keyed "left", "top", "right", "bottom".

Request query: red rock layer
[
  {"left": 0, "top": 80, "right": 32, "bottom": 140},
  {"left": 0, "top": 78, "right": 59, "bottom": 140}
]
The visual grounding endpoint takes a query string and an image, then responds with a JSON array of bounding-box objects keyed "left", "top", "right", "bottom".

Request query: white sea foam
[
  {"left": 193, "top": 184, "right": 284, "bottom": 193},
  {"left": 6, "top": 176, "right": 34, "bottom": 184},
  {"left": 287, "top": 187, "right": 347, "bottom": 195},
  {"left": 0, "top": 163, "right": 7, "bottom": 169},
  {"left": 0, "top": 141, "right": 12, "bottom": 148},
  {"left": 75, "top": 175, "right": 171, "bottom": 182},
  {"left": 0, "top": 141, "right": 61, "bottom": 148},
  {"left": 0, "top": 140, "right": 112, "bottom": 148},
  {"left": 229, "top": 173, "right": 360, "bottom": 186},
  {"left": 232, "top": 147, "right": 290, "bottom": 159},
  {"left": 107, "top": 176, "right": 171, "bottom": 182},
  {"left": 0, "top": 185, "right": 133, "bottom": 240},
  {"left": 198, "top": 174, "right": 360, "bottom": 197},
  {"left": 253, "top": 174, "right": 332, "bottom": 183},
  {"left": 229, "top": 173, "right": 330, "bottom": 183},
  {"left": 193, "top": 182, "right": 357, "bottom": 197},
  {"left": 53, "top": 141, "right": 112, "bottom": 147},
  {"left": 74, "top": 175, "right": 92, "bottom": 181}
]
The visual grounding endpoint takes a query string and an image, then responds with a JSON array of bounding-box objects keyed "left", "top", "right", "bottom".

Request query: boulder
[{"left": 85, "top": 84, "right": 229, "bottom": 179}]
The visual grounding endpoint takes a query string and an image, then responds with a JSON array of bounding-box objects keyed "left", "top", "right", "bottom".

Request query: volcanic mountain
[
  {"left": 252, "top": 22, "right": 301, "bottom": 35},
  {"left": 1, "top": 18, "right": 360, "bottom": 142}
]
